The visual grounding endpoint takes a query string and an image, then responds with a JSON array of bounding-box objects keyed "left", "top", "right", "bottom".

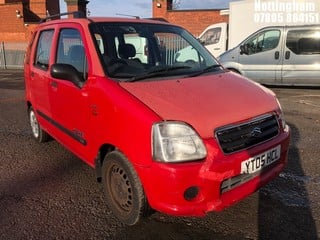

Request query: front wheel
[
  {"left": 28, "top": 107, "right": 50, "bottom": 143},
  {"left": 101, "top": 151, "right": 151, "bottom": 225}
]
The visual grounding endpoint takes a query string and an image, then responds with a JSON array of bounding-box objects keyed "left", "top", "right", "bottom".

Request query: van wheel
[
  {"left": 102, "top": 151, "right": 151, "bottom": 225},
  {"left": 28, "top": 107, "right": 50, "bottom": 143}
]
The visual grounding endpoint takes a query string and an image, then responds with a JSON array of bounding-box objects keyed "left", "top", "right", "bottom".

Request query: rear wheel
[
  {"left": 28, "top": 107, "right": 50, "bottom": 143},
  {"left": 101, "top": 151, "right": 151, "bottom": 225}
]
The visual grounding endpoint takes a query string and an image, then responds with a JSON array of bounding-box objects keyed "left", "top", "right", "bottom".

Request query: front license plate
[{"left": 241, "top": 145, "right": 281, "bottom": 174}]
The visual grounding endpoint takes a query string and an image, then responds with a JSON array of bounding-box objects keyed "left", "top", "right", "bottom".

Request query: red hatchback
[{"left": 24, "top": 13, "right": 290, "bottom": 225}]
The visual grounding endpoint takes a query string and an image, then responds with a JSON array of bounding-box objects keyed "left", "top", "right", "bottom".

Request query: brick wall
[
  {"left": 29, "top": 0, "right": 59, "bottom": 19},
  {"left": 152, "top": 0, "right": 229, "bottom": 36},
  {"left": 0, "top": 0, "right": 86, "bottom": 42},
  {"left": 46, "top": 0, "right": 60, "bottom": 16},
  {"left": 0, "top": 0, "right": 60, "bottom": 42},
  {"left": 65, "top": 0, "right": 88, "bottom": 17},
  {"left": 0, "top": 3, "right": 28, "bottom": 42}
]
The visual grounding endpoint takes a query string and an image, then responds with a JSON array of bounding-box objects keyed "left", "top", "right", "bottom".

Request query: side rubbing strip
[{"left": 37, "top": 110, "right": 87, "bottom": 146}]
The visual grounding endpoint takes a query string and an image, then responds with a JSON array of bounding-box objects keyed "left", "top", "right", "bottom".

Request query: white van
[
  {"left": 198, "top": 22, "right": 228, "bottom": 57},
  {"left": 218, "top": 25, "right": 320, "bottom": 86}
]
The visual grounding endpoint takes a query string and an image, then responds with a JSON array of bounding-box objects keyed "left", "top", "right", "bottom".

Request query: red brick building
[
  {"left": 1, "top": 0, "right": 228, "bottom": 42},
  {"left": 152, "top": 0, "right": 229, "bottom": 36},
  {"left": 0, "top": 0, "right": 88, "bottom": 42}
]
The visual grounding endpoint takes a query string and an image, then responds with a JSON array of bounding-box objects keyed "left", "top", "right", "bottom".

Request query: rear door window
[
  {"left": 34, "top": 30, "right": 54, "bottom": 70},
  {"left": 286, "top": 29, "right": 320, "bottom": 55}
]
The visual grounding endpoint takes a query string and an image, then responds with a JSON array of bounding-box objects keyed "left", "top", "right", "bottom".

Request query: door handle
[
  {"left": 285, "top": 51, "right": 291, "bottom": 60},
  {"left": 31, "top": 71, "right": 34, "bottom": 77},
  {"left": 275, "top": 51, "right": 280, "bottom": 60}
]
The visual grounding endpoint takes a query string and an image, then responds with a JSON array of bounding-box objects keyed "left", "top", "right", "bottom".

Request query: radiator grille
[{"left": 216, "top": 114, "right": 279, "bottom": 154}]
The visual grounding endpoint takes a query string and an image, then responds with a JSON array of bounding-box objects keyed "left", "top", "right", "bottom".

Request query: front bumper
[{"left": 137, "top": 126, "right": 290, "bottom": 216}]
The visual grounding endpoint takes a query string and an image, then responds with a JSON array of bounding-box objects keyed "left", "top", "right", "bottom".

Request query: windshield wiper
[
  {"left": 186, "top": 64, "right": 223, "bottom": 78},
  {"left": 126, "top": 66, "right": 191, "bottom": 82}
]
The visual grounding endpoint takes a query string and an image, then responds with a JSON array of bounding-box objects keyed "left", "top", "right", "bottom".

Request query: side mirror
[
  {"left": 240, "top": 44, "right": 249, "bottom": 55},
  {"left": 50, "top": 63, "right": 84, "bottom": 88}
]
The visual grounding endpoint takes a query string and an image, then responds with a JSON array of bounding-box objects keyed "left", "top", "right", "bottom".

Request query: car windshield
[{"left": 90, "top": 22, "right": 222, "bottom": 81}]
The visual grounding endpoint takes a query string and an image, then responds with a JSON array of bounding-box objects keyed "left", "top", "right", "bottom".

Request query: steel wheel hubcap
[
  {"left": 30, "top": 111, "right": 39, "bottom": 138},
  {"left": 109, "top": 164, "right": 133, "bottom": 213}
]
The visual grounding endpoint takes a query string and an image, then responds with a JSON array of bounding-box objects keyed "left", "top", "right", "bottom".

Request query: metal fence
[
  {"left": 0, "top": 42, "right": 27, "bottom": 69},
  {"left": 157, "top": 35, "right": 190, "bottom": 65}
]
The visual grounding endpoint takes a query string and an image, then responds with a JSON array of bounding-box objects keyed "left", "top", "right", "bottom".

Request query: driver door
[{"left": 238, "top": 28, "right": 283, "bottom": 84}]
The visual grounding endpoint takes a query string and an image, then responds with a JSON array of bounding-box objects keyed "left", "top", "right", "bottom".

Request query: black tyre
[
  {"left": 102, "top": 151, "right": 151, "bottom": 225},
  {"left": 28, "top": 107, "right": 50, "bottom": 143}
]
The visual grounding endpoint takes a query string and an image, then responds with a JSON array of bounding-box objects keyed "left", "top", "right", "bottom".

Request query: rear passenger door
[
  {"left": 281, "top": 26, "right": 320, "bottom": 86},
  {"left": 49, "top": 25, "right": 91, "bottom": 158},
  {"left": 29, "top": 28, "right": 55, "bottom": 128}
]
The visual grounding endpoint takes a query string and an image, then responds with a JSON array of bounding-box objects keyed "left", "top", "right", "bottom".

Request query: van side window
[
  {"left": 34, "top": 30, "right": 54, "bottom": 70},
  {"left": 244, "top": 30, "right": 280, "bottom": 55},
  {"left": 199, "top": 27, "right": 222, "bottom": 46},
  {"left": 286, "top": 29, "right": 320, "bottom": 55},
  {"left": 56, "top": 28, "right": 88, "bottom": 80}
]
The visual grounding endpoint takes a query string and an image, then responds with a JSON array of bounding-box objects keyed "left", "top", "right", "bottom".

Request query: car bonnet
[{"left": 119, "top": 72, "right": 279, "bottom": 138}]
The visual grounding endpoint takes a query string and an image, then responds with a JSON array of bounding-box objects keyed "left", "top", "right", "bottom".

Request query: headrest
[{"left": 118, "top": 43, "right": 136, "bottom": 59}]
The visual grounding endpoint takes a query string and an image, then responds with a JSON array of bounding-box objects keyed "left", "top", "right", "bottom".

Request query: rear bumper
[{"left": 137, "top": 126, "right": 290, "bottom": 216}]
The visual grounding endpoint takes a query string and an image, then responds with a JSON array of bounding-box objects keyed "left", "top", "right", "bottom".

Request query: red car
[{"left": 24, "top": 12, "right": 290, "bottom": 225}]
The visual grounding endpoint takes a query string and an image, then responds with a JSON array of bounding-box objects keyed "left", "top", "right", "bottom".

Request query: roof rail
[
  {"left": 39, "top": 11, "right": 86, "bottom": 23},
  {"left": 116, "top": 13, "right": 140, "bottom": 19},
  {"left": 145, "top": 18, "right": 168, "bottom": 22}
]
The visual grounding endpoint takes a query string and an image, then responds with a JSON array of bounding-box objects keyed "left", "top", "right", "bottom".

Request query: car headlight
[
  {"left": 152, "top": 121, "right": 207, "bottom": 163},
  {"left": 278, "top": 111, "right": 287, "bottom": 130},
  {"left": 276, "top": 98, "right": 287, "bottom": 130}
]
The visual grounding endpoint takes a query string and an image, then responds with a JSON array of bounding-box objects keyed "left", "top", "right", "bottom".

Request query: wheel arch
[
  {"left": 227, "top": 67, "right": 241, "bottom": 74},
  {"left": 95, "top": 143, "right": 116, "bottom": 182},
  {"left": 26, "top": 101, "right": 32, "bottom": 110},
  {"left": 101, "top": 149, "right": 153, "bottom": 224}
]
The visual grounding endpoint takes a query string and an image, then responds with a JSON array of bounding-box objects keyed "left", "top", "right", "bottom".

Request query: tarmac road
[{"left": 0, "top": 70, "right": 319, "bottom": 240}]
